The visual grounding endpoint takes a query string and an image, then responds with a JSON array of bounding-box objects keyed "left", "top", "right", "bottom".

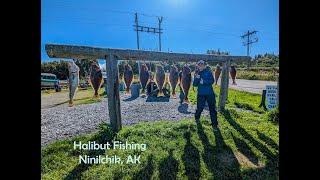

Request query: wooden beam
[
  {"left": 218, "top": 60, "right": 230, "bottom": 111},
  {"left": 45, "top": 44, "right": 251, "bottom": 63},
  {"left": 105, "top": 54, "right": 122, "bottom": 132}
]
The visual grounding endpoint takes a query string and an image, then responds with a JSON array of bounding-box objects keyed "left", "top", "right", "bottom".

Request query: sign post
[{"left": 265, "top": 85, "right": 278, "bottom": 110}]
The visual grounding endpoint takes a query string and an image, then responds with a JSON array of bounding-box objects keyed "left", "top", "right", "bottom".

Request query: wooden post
[
  {"left": 105, "top": 54, "right": 122, "bottom": 132},
  {"left": 218, "top": 60, "right": 230, "bottom": 111}
]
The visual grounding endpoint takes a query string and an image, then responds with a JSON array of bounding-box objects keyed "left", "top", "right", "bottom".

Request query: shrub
[{"left": 266, "top": 106, "right": 279, "bottom": 123}]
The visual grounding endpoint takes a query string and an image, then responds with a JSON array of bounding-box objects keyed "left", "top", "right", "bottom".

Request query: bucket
[
  {"left": 119, "top": 81, "right": 125, "bottom": 91},
  {"left": 131, "top": 83, "right": 141, "bottom": 98}
]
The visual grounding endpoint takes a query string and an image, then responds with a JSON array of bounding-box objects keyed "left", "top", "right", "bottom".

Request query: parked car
[{"left": 41, "top": 73, "right": 61, "bottom": 92}]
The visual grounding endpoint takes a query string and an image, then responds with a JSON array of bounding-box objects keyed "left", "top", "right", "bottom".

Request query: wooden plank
[
  {"left": 218, "top": 60, "right": 230, "bottom": 111},
  {"left": 105, "top": 54, "right": 122, "bottom": 132},
  {"left": 45, "top": 44, "right": 251, "bottom": 63}
]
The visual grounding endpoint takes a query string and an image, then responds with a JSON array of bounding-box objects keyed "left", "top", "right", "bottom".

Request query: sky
[{"left": 41, "top": 0, "right": 279, "bottom": 62}]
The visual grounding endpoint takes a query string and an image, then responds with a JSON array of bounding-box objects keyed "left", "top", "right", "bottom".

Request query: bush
[{"left": 266, "top": 107, "right": 279, "bottom": 123}]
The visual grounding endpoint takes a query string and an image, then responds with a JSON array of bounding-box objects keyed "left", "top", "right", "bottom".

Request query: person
[{"left": 193, "top": 60, "right": 218, "bottom": 128}]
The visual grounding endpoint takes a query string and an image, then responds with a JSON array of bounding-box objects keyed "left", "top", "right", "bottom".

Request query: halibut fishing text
[{"left": 74, "top": 141, "right": 147, "bottom": 164}]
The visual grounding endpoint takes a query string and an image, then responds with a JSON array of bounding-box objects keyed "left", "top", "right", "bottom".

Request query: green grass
[
  {"left": 66, "top": 89, "right": 106, "bottom": 105},
  {"left": 188, "top": 86, "right": 266, "bottom": 114},
  {"left": 41, "top": 88, "right": 68, "bottom": 94},
  {"left": 42, "top": 113, "right": 278, "bottom": 179},
  {"left": 72, "top": 88, "right": 106, "bottom": 105},
  {"left": 236, "top": 69, "right": 278, "bottom": 81},
  {"left": 42, "top": 85, "right": 278, "bottom": 179}
]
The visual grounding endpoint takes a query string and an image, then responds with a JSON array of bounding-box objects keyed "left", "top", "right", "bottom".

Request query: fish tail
[
  {"left": 126, "top": 88, "right": 130, "bottom": 94},
  {"left": 94, "top": 90, "right": 99, "bottom": 96},
  {"left": 183, "top": 97, "right": 190, "bottom": 104},
  {"left": 158, "top": 89, "right": 164, "bottom": 96},
  {"left": 68, "top": 99, "right": 74, "bottom": 107}
]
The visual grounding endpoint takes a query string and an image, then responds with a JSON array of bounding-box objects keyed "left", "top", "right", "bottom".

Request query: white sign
[{"left": 266, "top": 85, "right": 278, "bottom": 110}]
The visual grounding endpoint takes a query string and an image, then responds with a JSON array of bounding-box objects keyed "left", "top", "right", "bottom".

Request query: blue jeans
[{"left": 195, "top": 94, "right": 218, "bottom": 126}]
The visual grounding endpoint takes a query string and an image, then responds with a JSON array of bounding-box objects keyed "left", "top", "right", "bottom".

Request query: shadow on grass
[
  {"left": 178, "top": 103, "right": 192, "bottom": 114},
  {"left": 256, "top": 130, "right": 279, "bottom": 151},
  {"left": 63, "top": 124, "right": 115, "bottom": 180},
  {"left": 221, "top": 110, "right": 277, "bottom": 161},
  {"left": 182, "top": 131, "right": 200, "bottom": 179},
  {"left": 132, "top": 154, "right": 155, "bottom": 180},
  {"left": 196, "top": 119, "right": 241, "bottom": 179},
  {"left": 159, "top": 149, "right": 179, "bottom": 180},
  {"left": 221, "top": 109, "right": 279, "bottom": 178},
  {"left": 231, "top": 132, "right": 259, "bottom": 165}
]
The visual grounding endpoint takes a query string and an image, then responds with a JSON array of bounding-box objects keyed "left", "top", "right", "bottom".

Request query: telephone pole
[
  {"left": 158, "top": 16, "right": 163, "bottom": 51},
  {"left": 241, "top": 30, "right": 258, "bottom": 67},
  {"left": 135, "top": 13, "right": 140, "bottom": 50},
  {"left": 133, "top": 13, "right": 163, "bottom": 51},
  {"left": 134, "top": 13, "right": 163, "bottom": 74}
]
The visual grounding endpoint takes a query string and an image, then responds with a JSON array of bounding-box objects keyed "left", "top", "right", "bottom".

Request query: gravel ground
[{"left": 41, "top": 93, "right": 209, "bottom": 146}]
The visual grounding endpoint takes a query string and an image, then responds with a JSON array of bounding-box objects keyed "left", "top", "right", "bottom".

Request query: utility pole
[
  {"left": 241, "top": 30, "right": 258, "bottom": 67},
  {"left": 134, "top": 13, "right": 141, "bottom": 75},
  {"left": 133, "top": 13, "right": 163, "bottom": 51},
  {"left": 158, "top": 16, "right": 163, "bottom": 51},
  {"left": 135, "top": 13, "right": 140, "bottom": 50},
  {"left": 133, "top": 13, "right": 163, "bottom": 75}
]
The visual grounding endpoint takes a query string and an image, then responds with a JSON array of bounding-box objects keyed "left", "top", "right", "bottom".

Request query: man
[{"left": 193, "top": 60, "right": 218, "bottom": 128}]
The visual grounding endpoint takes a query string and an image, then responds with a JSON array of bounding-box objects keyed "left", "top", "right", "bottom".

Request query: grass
[
  {"left": 188, "top": 86, "right": 266, "bottom": 114},
  {"left": 41, "top": 85, "right": 278, "bottom": 179},
  {"left": 42, "top": 87, "right": 106, "bottom": 106},
  {"left": 72, "top": 88, "right": 106, "bottom": 105},
  {"left": 41, "top": 88, "right": 68, "bottom": 94},
  {"left": 236, "top": 69, "right": 278, "bottom": 81}
]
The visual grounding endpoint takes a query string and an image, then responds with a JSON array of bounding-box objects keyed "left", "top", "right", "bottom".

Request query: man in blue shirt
[{"left": 193, "top": 60, "right": 218, "bottom": 128}]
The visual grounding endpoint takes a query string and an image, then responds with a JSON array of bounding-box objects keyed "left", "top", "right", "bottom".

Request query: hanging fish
[
  {"left": 193, "top": 65, "right": 200, "bottom": 91},
  {"left": 214, "top": 64, "right": 222, "bottom": 85},
  {"left": 67, "top": 61, "right": 80, "bottom": 107},
  {"left": 155, "top": 65, "right": 165, "bottom": 97},
  {"left": 230, "top": 65, "right": 237, "bottom": 85},
  {"left": 181, "top": 64, "right": 192, "bottom": 103},
  {"left": 169, "top": 64, "right": 179, "bottom": 98},
  {"left": 124, "top": 64, "right": 133, "bottom": 94},
  {"left": 139, "top": 63, "right": 150, "bottom": 94},
  {"left": 89, "top": 63, "right": 103, "bottom": 98}
]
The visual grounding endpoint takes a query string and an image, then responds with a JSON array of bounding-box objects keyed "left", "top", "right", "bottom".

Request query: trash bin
[
  {"left": 131, "top": 83, "right": 141, "bottom": 98},
  {"left": 119, "top": 81, "right": 125, "bottom": 91}
]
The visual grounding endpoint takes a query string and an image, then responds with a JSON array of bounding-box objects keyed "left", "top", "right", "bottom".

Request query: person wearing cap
[{"left": 193, "top": 60, "right": 218, "bottom": 128}]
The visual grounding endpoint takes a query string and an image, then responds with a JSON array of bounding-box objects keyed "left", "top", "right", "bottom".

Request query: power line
[
  {"left": 45, "top": 3, "right": 164, "bottom": 18},
  {"left": 241, "top": 30, "right": 258, "bottom": 56},
  {"left": 134, "top": 13, "right": 163, "bottom": 51}
]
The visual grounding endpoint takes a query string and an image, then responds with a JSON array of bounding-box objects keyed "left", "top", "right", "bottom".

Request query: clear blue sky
[{"left": 41, "top": 0, "right": 279, "bottom": 62}]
